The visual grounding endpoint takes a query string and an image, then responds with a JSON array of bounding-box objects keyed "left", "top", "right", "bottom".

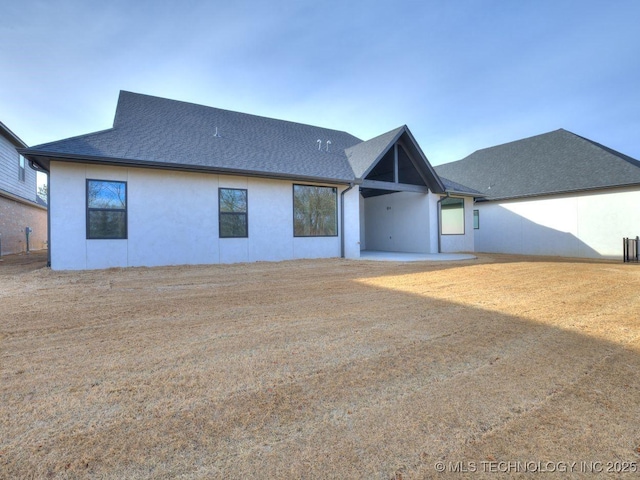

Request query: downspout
[
  {"left": 46, "top": 172, "right": 51, "bottom": 267},
  {"left": 436, "top": 192, "right": 449, "bottom": 254},
  {"left": 340, "top": 182, "right": 355, "bottom": 258}
]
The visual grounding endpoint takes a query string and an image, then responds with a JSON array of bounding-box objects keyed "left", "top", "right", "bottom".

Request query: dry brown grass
[{"left": 1, "top": 251, "right": 640, "bottom": 478}]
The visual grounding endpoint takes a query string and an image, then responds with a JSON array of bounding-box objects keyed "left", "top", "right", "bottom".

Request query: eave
[
  {"left": 475, "top": 183, "right": 640, "bottom": 202},
  {"left": 0, "top": 188, "right": 47, "bottom": 210},
  {"left": 0, "top": 121, "right": 28, "bottom": 148},
  {"left": 19, "top": 150, "right": 356, "bottom": 186}
]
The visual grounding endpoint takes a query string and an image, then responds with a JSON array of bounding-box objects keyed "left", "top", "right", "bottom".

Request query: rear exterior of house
[
  {"left": 50, "top": 162, "right": 361, "bottom": 269},
  {"left": 23, "top": 92, "right": 474, "bottom": 270},
  {"left": 0, "top": 121, "right": 47, "bottom": 255},
  {"left": 436, "top": 129, "right": 640, "bottom": 259}
]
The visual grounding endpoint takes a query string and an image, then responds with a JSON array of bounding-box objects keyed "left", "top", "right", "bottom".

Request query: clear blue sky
[{"left": 2, "top": 0, "right": 639, "bottom": 168}]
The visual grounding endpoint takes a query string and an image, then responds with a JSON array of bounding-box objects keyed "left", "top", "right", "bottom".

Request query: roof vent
[
  {"left": 316, "top": 139, "right": 332, "bottom": 152},
  {"left": 214, "top": 127, "right": 220, "bottom": 137}
]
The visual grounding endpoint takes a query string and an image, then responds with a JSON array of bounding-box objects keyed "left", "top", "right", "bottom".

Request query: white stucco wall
[
  {"left": 362, "top": 191, "right": 433, "bottom": 253},
  {"left": 359, "top": 193, "right": 366, "bottom": 251},
  {"left": 474, "top": 187, "right": 640, "bottom": 259},
  {"left": 50, "top": 162, "right": 357, "bottom": 270},
  {"left": 342, "top": 186, "right": 361, "bottom": 259},
  {"left": 428, "top": 194, "right": 440, "bottom": 253},
  {"left": 439, "top": 196, "right": 475, "bottom": 253}
]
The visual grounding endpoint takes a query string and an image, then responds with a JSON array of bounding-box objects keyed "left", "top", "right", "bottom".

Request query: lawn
[{"left": 1, "top": 252, "right": 639, "bottom": 478}]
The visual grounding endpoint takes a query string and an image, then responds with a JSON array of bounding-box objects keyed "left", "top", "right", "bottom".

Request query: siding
[{"left": 0, "top": 134, "right": 37, "bottom": 202}]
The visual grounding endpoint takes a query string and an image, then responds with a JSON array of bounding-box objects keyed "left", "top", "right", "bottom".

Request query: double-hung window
[
  {"left": 293, "top": 184, "right": 337, "bottom": 237},
  {"left": 86, "top": 179, "right": 127, "bottom": 239},
  {"left": 219, "top": 188, "right": 248, "bottom": 238}
]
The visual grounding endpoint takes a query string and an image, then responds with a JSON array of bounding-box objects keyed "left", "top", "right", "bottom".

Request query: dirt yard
[{"left": 1, "top": 252, "right": 639, "bottom": 478}]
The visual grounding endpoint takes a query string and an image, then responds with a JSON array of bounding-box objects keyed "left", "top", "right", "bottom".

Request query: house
[
  {"left": 435, "top": 129, "right": 640, "bottom": 259},
  {"left": 20, "top": 91, "right": 475, "bottom": 270},
  {"left": 0, "top": 121, "right": 47, "bottom": 256}
]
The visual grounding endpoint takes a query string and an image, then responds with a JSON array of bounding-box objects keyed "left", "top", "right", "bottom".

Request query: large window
[
  {"left": 441, "top": 197, "right": 464, "bottom": 235},
  {"left": 219, "top": 188, "right": 248, "bottom": 238},
  {"left": 87, "top": 179, "right": 127, "bottom": 239},
  {"left": 293, "top": 184, "right": 337, "bottom": 237},
  {"left": 18, "top": 155, "right": 25, "bottom": 182}
]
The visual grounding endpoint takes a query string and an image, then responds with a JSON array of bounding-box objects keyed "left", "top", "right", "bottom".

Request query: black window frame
[
  {"left": 473, "top": 209, "right": 480, "bottom": 229},
  {"left": 18, "top": 155, "right": 26, "bottom": 182},
  {"left": 292, "top": 184, "right": 338, "bottom": 237},
  {"left": 218, "top": 188, "right": 248, "bottom": 238},
  {"left": 86, "top": 179, "right": 128, "bottom": 240}
]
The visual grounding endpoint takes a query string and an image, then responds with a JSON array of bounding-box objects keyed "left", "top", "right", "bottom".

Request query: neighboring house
[
  {"left": 435, "top": 129, "right": 640, "bottom": 259},
  {"left": 21, "top": 91, "right": 475, "bottom": 270},
  {"left": 0, "top": 121, "right": 47, "bottom": 255}
]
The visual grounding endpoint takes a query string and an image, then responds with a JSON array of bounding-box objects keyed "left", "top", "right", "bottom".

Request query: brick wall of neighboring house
[{"left": 0, "top": 193, "right": 47, "bottom": 255}]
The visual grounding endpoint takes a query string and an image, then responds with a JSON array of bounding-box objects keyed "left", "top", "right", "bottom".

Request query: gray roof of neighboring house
[{"left": 434, "top": 129, "right": 640, "bottom": 201}]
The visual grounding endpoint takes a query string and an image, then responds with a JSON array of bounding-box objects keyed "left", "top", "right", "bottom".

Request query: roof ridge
[
  {"left": 117, "top": 90, "right": 362, "bottom": 140},
  {"left": 345, "top": 125, "right": 405, "bottom": 152},
  {"left": 472, "top": 128, "right": 565, "bottom": 155},
  {"left": 562, "top": 129, "right": 640, "bottom": 168}
]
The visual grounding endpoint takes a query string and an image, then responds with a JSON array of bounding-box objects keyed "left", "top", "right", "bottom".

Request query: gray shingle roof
[
  {"left": 434, "top": 129, "right": 640, "bottom": 201},
  {"left": 28, "top": 91, "right": 365, "bottom": 183},
  {"left": 439, "top": 176, "right": 482, "bottom": 196},
  {"left": 23, "top": 91, "right": 455, "bottom": 193},
  {"left": 345, "top": 126, "right": 404, "bottom": 178}
]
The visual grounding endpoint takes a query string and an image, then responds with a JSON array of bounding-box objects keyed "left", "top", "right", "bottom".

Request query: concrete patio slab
[{"left": 358, "top": 250, "right": 477, "bottom": 262}]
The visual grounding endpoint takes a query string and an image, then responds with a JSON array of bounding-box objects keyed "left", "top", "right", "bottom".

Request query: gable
[
  {"left": 366, "top": 148, "right": 395, "bottom": 182},
  {"left": 348, "top": 125, "right": 445, "bottom": 197},
  {"left": 365, "top": 143, "right": 427, "bottom": 187}
]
